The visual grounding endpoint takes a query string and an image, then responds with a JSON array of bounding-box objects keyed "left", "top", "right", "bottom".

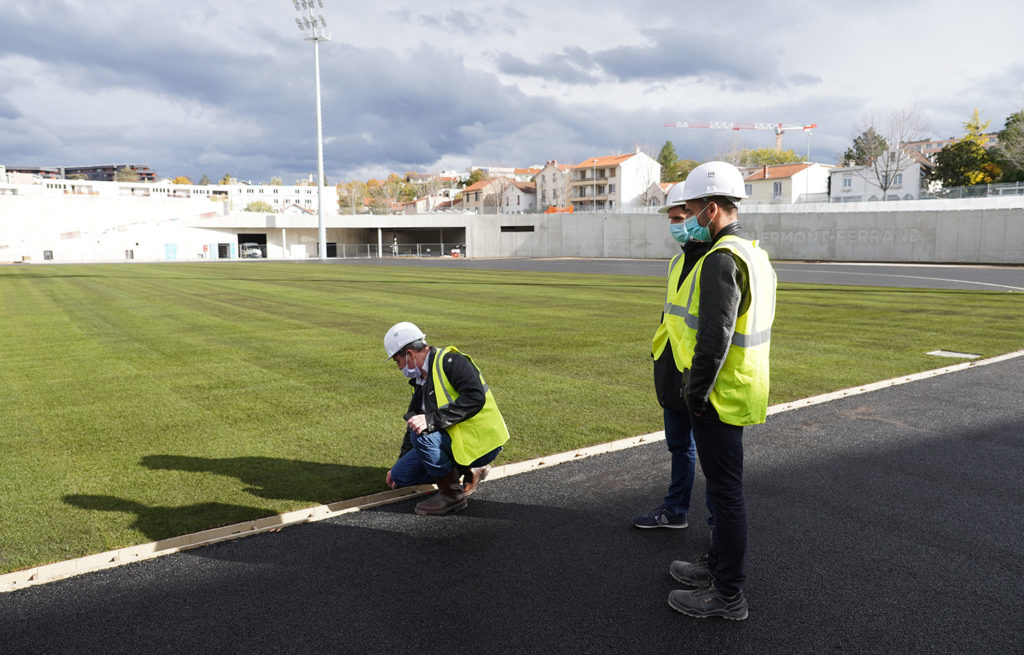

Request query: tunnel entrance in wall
[{"left": 238, "top": 233, "right": 267, "bottom": 258}]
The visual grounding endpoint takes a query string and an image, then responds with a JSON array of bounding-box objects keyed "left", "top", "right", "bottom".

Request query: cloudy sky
[{"left": 2, "top": 0, "right": 1022, "bottom": 184}]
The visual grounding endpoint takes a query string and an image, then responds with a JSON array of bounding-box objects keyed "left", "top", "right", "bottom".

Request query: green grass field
[{"left": 1, "top": 262, "right": 1022, "bottom": 574}]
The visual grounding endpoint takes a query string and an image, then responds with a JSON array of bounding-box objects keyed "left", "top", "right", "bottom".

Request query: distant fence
[{"left": 334, "top": 243, "right": 466, "bottom": 259}]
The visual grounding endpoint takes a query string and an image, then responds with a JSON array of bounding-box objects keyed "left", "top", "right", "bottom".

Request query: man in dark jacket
[
  {"left": 659, "top": 162, "right": 777, "bottom": 621},
  {"left": 383, "top": 322, "right": 509, "bottom": 515}
]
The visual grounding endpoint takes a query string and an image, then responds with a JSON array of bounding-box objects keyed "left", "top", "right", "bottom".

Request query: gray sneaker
[
  {"left": 668, "top": 586, "right": 748, "bottom": 620},
  {"left": 669, "top": 555, "right": 712, "bottom": 588}
]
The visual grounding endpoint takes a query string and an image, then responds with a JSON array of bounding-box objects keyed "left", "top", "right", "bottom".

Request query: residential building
[
  {"left": 461, "top": 177, "right": 519, "bottom": 214},
  {"left": 513, "top": 168, "right": 541, "bottom": 182},
  {"left": 63, "top": 164, "right": 158, "bottom": 182},
  {"left": 499, "top": 181, "right": 536, "bottom": 213},
  {"left": 643, "top": 182, "right": 674, "bottom": 208},
  {"left": 535, "top": 161, "right": 571, "bottom": 210},
  {"left": 830, "top": 152, "right": 932, "bottom": 202},
  {"left": 902, "top": 134, "right": 999, "bottom": 162},
  {"left": 743, "top": 163, "right": 832, "bottom": 204},
  {"left": 568, "top": 148, "right": 661, "bottom": 212}
]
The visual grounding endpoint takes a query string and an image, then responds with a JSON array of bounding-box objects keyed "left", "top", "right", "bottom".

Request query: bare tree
[
  {"left": 854, "top": 108, "right": 929, "bottom": 200},
  {"left": 490, "top": 176, "right": 515, "bottom": 214}
]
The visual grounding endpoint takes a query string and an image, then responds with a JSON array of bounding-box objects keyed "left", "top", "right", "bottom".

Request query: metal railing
[{"left": 330, "top": 243, "right": 466, "bottom": 259}]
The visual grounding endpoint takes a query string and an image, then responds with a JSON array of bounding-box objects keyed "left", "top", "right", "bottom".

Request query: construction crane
[{"left": 664, "top": 121, "right": 817, "bottom": 151}]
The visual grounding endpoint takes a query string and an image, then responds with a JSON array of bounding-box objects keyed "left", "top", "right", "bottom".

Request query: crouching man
[{"left": 383, "top": 322, "right": 509, "bottom": 515}]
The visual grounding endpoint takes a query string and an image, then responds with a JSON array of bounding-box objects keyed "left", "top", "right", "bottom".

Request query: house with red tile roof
[
  {"left": 568, "top": 148, "right": 661, "bottom": 212},
  {"left": 743, "top": 162, "right": 832, "bottom": 203}
]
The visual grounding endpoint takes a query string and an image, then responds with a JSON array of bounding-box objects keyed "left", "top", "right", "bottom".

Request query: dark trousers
[{"left": 691, "top": 406, "right": 746, "bottom": 596}]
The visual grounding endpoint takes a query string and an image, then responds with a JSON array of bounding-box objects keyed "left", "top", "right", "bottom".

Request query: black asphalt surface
[
  {"left": 328, "top": 257, "right": 1024, "bottom": 292},
  {"left": 2, "top": 355, "right": 1022, "bottom": 654}
]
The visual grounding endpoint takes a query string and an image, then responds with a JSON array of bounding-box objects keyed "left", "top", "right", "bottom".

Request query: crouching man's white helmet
[
  {"left": 680, "top": 161, "right": 748, "bottom": 202},
  {"left": 384, "top": 321, "right": 426, "bottom": 360}
]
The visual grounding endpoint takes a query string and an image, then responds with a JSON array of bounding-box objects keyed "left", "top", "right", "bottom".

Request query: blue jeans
[
  {"left": 690, "top": 406, "right": 746, "bottom": 596},
  {"left": 390, "top": 428, "right": 502, "bottom": 487},
  {"left": 664, "top": 408, "right": 713, "bottom": 524}
]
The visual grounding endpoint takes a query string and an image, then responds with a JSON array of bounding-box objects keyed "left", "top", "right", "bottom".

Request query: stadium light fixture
[{"left": 293, "top": 0, "right": 331, "bottom": 259}]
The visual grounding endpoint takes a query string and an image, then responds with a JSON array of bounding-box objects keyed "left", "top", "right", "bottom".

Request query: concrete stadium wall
[
  {"left": 472, "top": 199, "right": 1024, "bottom": 264},
  {"left": 3, "top": 192, "right": 1022, "bottom": 264}
]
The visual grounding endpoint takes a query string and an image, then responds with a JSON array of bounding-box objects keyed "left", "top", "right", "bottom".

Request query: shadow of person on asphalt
[{"left": 139, "top": 455, "right": 388, "bottom": 505}]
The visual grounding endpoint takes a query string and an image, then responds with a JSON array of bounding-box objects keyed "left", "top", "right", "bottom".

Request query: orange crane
[{"left": 664, "top": 121, "right": 817, "bottom": 151}]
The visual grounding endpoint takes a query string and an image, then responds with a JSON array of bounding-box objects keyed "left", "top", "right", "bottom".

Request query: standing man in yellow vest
[
  {"left": 383, "top": 322, "right": 510, "bottom": 515},
  {"left": 658, "top": 161, "right": 777, "bottom": 621}
]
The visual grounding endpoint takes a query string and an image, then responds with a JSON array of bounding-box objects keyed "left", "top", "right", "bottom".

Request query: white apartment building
[
  {"left": 568, "top": 149, "right": 661, "bottom": 212},
  {"left": 830, "top": 154, "right": 930, "bottom": 202}
]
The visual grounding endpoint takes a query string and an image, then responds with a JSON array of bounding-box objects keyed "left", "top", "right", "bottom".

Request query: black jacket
[
  {"left": 399, "top": 347, "right": 487, "bottom": 456},
  {"left": 683, "top": 222, "right": 752, "bottom": 414}
]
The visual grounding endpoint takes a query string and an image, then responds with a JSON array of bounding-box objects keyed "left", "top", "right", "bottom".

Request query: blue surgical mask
[
  {"left": 669, "top": 222, "right": 692, "bottom": 244},
  {"left": 682, "top": 216, "right": 710, "bottom": 242}
]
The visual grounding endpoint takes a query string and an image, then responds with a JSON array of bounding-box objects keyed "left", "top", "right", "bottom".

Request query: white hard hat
[
  {"left": 383, "top": 321, "right": 426, "bottom": 360},
  {"left": 657, "top": 182, "right": 688, "bottom": 213},
  {"left": 679, "top": 161, "right": 747, "bottom": 202}
]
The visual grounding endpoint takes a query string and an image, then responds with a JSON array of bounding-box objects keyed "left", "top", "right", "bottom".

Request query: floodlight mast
[{"left": 293, "top": 0, "right": 331, "bottom": 260}]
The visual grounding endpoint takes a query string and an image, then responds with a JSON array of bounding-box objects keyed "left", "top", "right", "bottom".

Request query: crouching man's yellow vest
[
  {"left": 431, "top": 346, "right": 511, "bottom": 465},
  {"left": 652, "top": 235, "right": 777, "bottom": 426}
]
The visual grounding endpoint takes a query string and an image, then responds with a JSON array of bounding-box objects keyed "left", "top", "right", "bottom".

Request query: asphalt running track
[
  {"left": 326, "top": 257, "right": 1024, "bottom": 293},
  {"left": 2, "top": 352, "right": 1022, "bottom": 652}
]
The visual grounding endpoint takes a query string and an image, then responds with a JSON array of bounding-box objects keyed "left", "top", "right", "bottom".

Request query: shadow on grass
[
  {"left": 62, "top": 457, "right": 389, "bottom": 542},
  {"left": 62, "top": 495, "right": 275, "bottom": 542},
  {"left": 139, "top": 455, "right": 388, "bottom": 504}
]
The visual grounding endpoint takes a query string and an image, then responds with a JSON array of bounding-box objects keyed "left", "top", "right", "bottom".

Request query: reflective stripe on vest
[{"left": 431, "top": 346, "right": 510, "bottom": 465}]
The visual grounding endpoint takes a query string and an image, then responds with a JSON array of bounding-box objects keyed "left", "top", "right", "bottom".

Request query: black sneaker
[
  {"left": 667, "top": 586, "right": 748, "bottom": 621},
  {"left": 669, "top": 555, "right": 712, "bottom": 588},
  {"left": 632, "top": 503, "right": 688, "bottom": 529}
]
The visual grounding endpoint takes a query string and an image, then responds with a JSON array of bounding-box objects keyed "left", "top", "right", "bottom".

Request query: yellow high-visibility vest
[
  {"left": 431, "top": 346, "right": 510, "bottom": 465},
  {"left": 652, "top": 235, "right": 777, "bottom": 425}
]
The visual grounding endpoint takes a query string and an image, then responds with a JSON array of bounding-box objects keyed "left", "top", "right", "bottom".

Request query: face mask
[
  {"left": 669, "top": 222, "right": 692, "bottom": 244},
  {"left": 400, "top": 353, "right": 421, "bottom": 379},
  {"left": 683, "top": 205, "right": 711, "bottom": 242}
]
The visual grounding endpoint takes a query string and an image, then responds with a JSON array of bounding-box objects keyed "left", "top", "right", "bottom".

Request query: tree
[
  {"left": 199, "top": 174, "right": 211, "bottom": 185},
  {"left": 218, "top": 173, "right": 234, "bottom": 185},
  {"left": 337, "top": 180, "right": 367, "bottom": 214},
  {"left": 676, "top": 159, "right": 700, "bottom": 180},
  {"left": 657, "top": 141, "right": 679, "bottom": 182},
  {"left": 994, "top": 110, "right": 1024, "bottom": 182},
  {"left": 114, "top": 166, "right": 139, "bottom": 182},
  {"left": 269, "top": 176, "right": 283, "bottom": 186},
  {"left": 848, "top": 109, "right": 927, "bottom": 200},
  {"left": 244, "top": 200, "right": 274, "bottom": 213},
  {"left": 933, "top": 141, "right": 1000, "bottom": 187},
  {"left": 933, "top": 109, "right": 1001, "bottom": 188},
  {"left": 843, "top": 127, "right": 886, "bottom": 166},
  {"left": 962, "top": 108, "right": 991, "bottom": 146},
  {"left": 721, "top": 148, "right": 803, "bottom": 167},
  {"left": 171, "top": 176, "right": 193, "bottom": 185},
  {"left": 463, "top": 168, "right": 487, "bottom": 188}
]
